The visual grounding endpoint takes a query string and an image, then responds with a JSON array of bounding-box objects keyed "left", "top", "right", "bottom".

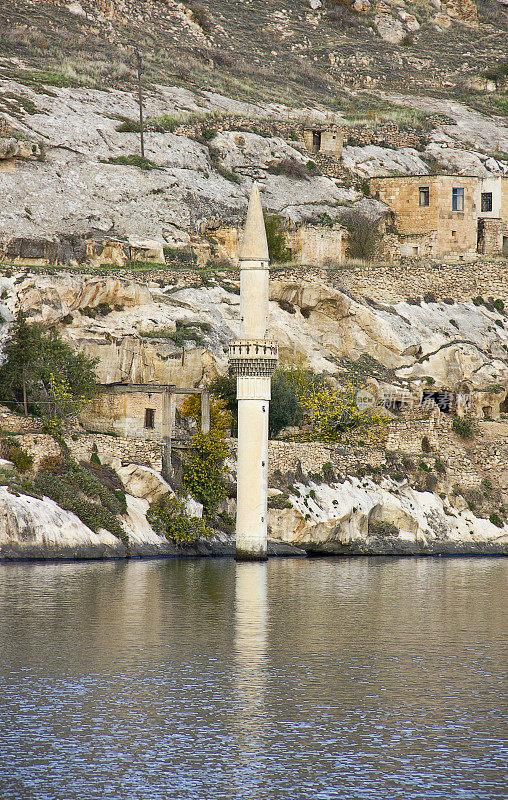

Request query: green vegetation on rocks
[{"left": 147, "top": 494, "right": 212, "bottom": 544}]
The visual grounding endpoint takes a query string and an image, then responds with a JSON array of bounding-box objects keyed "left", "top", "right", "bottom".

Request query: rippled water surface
[{"left": 0, "top": 557, "right": 507, "bottom": 799}]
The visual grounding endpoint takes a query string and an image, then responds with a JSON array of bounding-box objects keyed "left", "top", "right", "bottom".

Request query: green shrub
[
  {"left": 425, "top": 473, "right": 438, "bottom": 492},
  {"left": 434, "top": 458, "right": 446, "bottom": 474},
  {"left": 421, "top": 435, "right": 431, "bottom": 453},
  {"left": 341, "top": 210, "right": 381, "bottom": 261},
  {"left": 217, "top": 166, "right": 242, "bottom": 184},
  {"left": 267, "top": 158, "right": 308, "bottom": 180},
  {"left": 34, "top": 459, "right": 127, "bottom": 539},
  {"left": 452, "top": 416, "right": 474, "bottom": 438},
  {"left": 493, "top": 299, "right": 505, "bottom": 313},
  {"left": 147, "top": 494, "right": 212, "bottom": 543},
  {"left": 489, "top": 512, "right": 503, "bottom": 528},
  {"left": 108, "top": 155, "right": 158, "bottom": 170},
  {"left": 115, "top": 119, "right": 142, "bottom": 133},
  {"left": 3, "top": 444, "right": 33, "bottom": 473},
  {"left": 164, "top": 246, "right": 198, "bottom": 266},
  {"left": 268, "top": 494, "right": 292, "bottom": 509},
  {"left": 264, "top": 213, "right": 291, "bottom": 263},
  {"left": 369, "top": 520, "right": 399, "bottom": 537},
  {"left": 483, "top": 58, "right": 508, "bottom": 82}
]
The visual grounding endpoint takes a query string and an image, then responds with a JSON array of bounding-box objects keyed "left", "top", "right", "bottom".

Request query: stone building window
[
  {"left": 481, "top": 192, "right": 493, "bottom": 212},
  {"left": 419, "top": 187, "right": 430, "bottom": 207},
  {"left": 144, "top": 408, "right": 155, "bottom": 429},
  {"left": 452, "top": 187, "right": 464, "bottom": 211}
]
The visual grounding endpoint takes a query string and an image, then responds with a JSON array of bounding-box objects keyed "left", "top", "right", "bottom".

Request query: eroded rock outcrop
[{"left": 268, "top": 478, "right": 508, "bottom": 555}]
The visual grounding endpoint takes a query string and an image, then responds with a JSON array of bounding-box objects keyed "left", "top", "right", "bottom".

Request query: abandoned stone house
[
  {"left": 303, "top": 124, "right": 343, "bottom": 157},
  {"left": 285, "top": 224, "right": 348, "bottom": 266},
  {"left": 207, "top": 222, "right": 347, "bottom": 267},
  {"left": 369, "top": 174, "right": 508, "bottom": 258},
  {"left": 81, "top": 383, "right": 210, "bottom": 440},
  {"left": 81, "top": 384, "right": 169, "bottom": 439}
]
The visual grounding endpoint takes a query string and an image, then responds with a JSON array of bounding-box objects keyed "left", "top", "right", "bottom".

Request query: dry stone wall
[{"left": 274, "top": 260, "right": 508, "bottom": 304}]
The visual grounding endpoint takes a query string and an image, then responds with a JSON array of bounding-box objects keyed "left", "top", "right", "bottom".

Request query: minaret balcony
[{"left": 228, "top": 339, "right": 278, "bottom": 377}]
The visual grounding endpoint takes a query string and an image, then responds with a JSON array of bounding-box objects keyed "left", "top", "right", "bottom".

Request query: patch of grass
[
  {"left": 139, "top": 321, "right": 209, "bottom": 346},
  {"left": 107, "top": 155, "right": 159, "bottom": 170}
]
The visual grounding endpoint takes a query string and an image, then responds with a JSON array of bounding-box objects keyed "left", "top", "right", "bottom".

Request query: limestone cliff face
[{"left": 3, "top": 272, "right": 508, "bottom": 398}]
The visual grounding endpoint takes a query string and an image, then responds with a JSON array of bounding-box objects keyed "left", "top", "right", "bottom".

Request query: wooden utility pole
[{"left": 133, "top": 48, "right": 145, "bottom": 158}]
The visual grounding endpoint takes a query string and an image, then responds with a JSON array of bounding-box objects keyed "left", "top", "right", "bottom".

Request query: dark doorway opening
[
  {"left": 312, "top": 130, "right": 321, "bottom": 152},
  {"left": 477, "top": 219, "right": 485, "bottom": 254},
  {"left": 422, "top": 391, "right": 452, "bottom": 413}
]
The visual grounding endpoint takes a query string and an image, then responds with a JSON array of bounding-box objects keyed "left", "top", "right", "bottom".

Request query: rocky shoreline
[{"left": 2, "top": 538, "right": 506, "bottom": 561}]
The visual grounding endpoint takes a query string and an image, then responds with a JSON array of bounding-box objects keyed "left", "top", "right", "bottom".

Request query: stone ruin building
[{"left": 369, "top": 174, "right": 508, "bottom": 259}]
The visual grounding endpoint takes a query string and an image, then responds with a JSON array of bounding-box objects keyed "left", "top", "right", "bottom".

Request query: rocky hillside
[
  {"left": 0, "top": 0, "right": 506, "bottom": 251},
  {"left": 1, "top": 0, "right": 506, "bottom": 108}
]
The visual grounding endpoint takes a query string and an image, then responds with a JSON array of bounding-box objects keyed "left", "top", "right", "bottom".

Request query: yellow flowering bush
[
  {"left": 182, "top": 430, "right": 228, "bottom": 516},
  {"left": 181, "top": 394, "right": 230, "bottom": 516},
  {"left": 41, "top": 374, "right": 90, "bottom": 434},
  {"left": 297, "top": 381, "right": 387, "bottom": 444},
  {"left": 181, "top": 393, "right": 231, "bottom": 433}
]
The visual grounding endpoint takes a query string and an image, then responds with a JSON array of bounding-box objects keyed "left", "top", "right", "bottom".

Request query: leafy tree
[
  {"left": 0, "top": 311, "right": 98, "bottom": 415},
  {"left": 297, "top": 380, "right": 386, "bottom": 443},
  {"left": 210, "top": 366, "right": 324, "bottom": 439},
  {"left": 269, "top": 367, "right": 302, "bottom": 438},
  {"left": 264, "top": 212, "right": 291, "bottom": 263},
  {"left": 340, "top": 210, "right": 381, "bottom": 261},
  {"left": 209, "top": 373, "right": 237, "bottom": 435}
]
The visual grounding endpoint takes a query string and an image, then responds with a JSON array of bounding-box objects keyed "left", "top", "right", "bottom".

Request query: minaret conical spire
[{"left": 240, "top": 182, "right": 269, "bottom": 261}]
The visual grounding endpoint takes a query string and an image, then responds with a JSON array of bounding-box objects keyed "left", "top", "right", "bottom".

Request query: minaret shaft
[
  {"left": 240, "top": 265, "right": 269, "bottom": 339},
  {"left": 235, "top": 397, "right": 269, "bottom": 560},
  {"left": 229, "top": 183, "right": 277, "bottom": 561}
]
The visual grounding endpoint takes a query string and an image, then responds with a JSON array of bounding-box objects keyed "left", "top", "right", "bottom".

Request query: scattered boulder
[
  {"left": 0, "top": 139, "right": 38, "bottom": 160},
  {"left": 117, "top": 464, "right": 172, "bottom": 504},
  {"left": 375, "top": 14, "right": 406, "bottom": 44}
]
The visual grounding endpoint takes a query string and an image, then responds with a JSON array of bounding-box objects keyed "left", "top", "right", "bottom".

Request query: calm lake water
[{"left": 0, "top": 557, "right": 506, "bottom": 800}]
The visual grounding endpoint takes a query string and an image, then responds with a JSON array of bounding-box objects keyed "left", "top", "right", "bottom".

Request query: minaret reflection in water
[{"left": 233, "top": 562, "right": 268, "bottom": 793}]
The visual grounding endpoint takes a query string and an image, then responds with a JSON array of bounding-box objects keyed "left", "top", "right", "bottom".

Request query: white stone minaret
[{"left": 229, "top": 184, "right": 278, "bottom": 561}]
